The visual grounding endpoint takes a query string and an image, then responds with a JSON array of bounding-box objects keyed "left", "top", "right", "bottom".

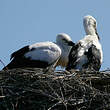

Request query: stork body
[
  {"left": 66, "top": 15, "right": 103, "bottom": 71},
  {"left": 3, "top": 33, "right": 73, "bottom": 70}
]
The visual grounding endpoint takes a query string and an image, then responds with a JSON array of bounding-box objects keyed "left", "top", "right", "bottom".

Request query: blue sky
[{"left": 0, "top": 0, "right": 110, "bottom": 70}]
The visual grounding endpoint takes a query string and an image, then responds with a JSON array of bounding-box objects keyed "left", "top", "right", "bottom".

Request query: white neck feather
[{"left": 84, "top": 25, "right": 96, "bottom": 36}]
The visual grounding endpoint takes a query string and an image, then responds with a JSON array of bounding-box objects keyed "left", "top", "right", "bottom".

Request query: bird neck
[
  {"left": 84, "top": 25, "right": 100, "bottom": 40},
  {"left": 58, "top": 43, "right": 72, "bottom": 53},
  {"left": 85, "top": 25, "right": 96, "bottom": 35}
]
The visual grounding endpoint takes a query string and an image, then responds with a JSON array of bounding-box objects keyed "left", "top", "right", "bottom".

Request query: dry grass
[{"left": 0, "top": 68, "right": 110, "bottom": 110}]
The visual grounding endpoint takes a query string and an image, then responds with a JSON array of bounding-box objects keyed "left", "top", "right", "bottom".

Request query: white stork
[
  {"left": 3, "top": 33, "right": 74, "bottom": 70},
  {"left": 66, "top": 15, "right": 103, "bottom": 71}
]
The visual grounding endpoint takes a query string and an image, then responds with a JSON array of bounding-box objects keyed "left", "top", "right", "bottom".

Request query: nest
[{"left": 0, "top": 68, "right": 110, "bottom": 110}]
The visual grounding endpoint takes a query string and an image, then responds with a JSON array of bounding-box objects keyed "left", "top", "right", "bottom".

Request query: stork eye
[
  {"left": 62, "top": 38, "right": 67, "bottom": 42},
  {"left": 62, "top": 38, "right": 69, "bottom": 44}
]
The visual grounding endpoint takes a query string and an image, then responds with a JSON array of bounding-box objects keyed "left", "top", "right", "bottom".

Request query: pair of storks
[{"left": 3, "top": 15, "right": 103, "bottom": 71}]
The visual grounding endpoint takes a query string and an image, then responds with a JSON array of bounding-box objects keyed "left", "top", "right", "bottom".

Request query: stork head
[
  {"left": 56, "top": 33, "right": 75, "bottom": 46},
  {"left": 83, "top": 15, "right": 99, "bottom": 39},
  {"left": 83, "top": 15, "right": 97, "bottom": 28}
]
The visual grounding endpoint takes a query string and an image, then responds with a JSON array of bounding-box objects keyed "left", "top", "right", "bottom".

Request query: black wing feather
[
  {"left": 66, "top": 43, "right": 80, "bottom": 70},
  {"left": 83, "top": 44, "right": 101, "bottom": 71},
  {"left": 3, "top": 45, "right": 51, "bottom": 69},
  {"left": 10, "top": 45, "right": 29, "bottom": 60}
]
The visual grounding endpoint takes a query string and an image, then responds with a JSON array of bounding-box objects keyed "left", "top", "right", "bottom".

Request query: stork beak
[
  {"left": 95, "top": 28, "right": 100, "bottom": 40},
  {"left": 62, "top": 38, "right": 75, "bottom": 46},
  {"left": 67, "top": 41, "right": 75, "bottom": 46}
]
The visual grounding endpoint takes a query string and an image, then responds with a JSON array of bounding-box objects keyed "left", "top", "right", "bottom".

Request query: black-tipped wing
[
  {"left": 66, "top": 43, "right": 80, "bottom": 71},
  {"left": 83, "top": 44, "right": 101, "bottom": 71},
  {"left": 3, "top": 42, "right": 61, "bottom": 70},
  {"left": 10, "top": 45, "right": 29, "bottom": 60}
]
